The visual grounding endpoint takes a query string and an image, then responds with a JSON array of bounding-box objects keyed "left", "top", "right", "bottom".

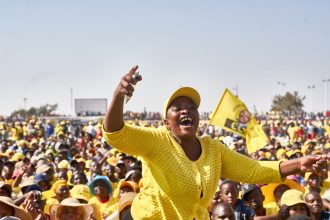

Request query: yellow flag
[{"left": 209, "top": 89, "right": 268, "bottom": 154}]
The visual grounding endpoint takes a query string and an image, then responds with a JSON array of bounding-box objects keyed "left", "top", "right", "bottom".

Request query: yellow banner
[{"left": 209, "top": 89, "right": 268, "bottom": 154}]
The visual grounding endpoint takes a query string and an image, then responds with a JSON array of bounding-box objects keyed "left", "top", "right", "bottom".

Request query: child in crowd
[
  {"left": 219, "top": 180, "right": 255, "bottom": 220},
  {"left": 277, "top": 189, "right": 311, "bottom": 220}
]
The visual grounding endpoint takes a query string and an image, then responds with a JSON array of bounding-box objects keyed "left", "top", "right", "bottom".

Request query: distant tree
[
  {"left": 11, "top": 103, "right": 58, "bottom": 118},
  {"left": 271, "top": 91, "right": 305, "bottom": 114},
  {"left": 38, "top": 104, "right": 58, "bottom": 116}
]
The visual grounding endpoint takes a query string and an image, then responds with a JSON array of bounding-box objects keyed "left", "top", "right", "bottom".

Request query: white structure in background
[{"left": 74, "top": 98, "right": 107, "bottom": 116}]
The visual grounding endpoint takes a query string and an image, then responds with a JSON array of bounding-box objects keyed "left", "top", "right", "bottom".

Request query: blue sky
[{"left": 0, "top": 1, "right": 329, "bottom": 116}]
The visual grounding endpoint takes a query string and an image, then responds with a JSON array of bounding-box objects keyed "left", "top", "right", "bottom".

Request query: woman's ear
[{"left": 163, "top": 119, "right": 170, "bottom": 130}]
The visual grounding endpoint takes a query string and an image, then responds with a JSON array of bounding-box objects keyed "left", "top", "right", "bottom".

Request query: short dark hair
[{"left": 219, "top": 180, "right": 239, "bottom": 193}]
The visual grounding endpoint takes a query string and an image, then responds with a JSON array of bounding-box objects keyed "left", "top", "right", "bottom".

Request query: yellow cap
[
  {"left": 85, "top": 160, "right": 92, "bottom": 169},
  {"left": 94, "top": 140, "right": 101, "bottom": 148},
  {"left": 265, "top": 152, "right": 272, "bottom": 159},
  {"left": 276, "top": 148, "right": 286, "bottom": 160},
  {"left": 110, "top": 148, "right": 119, "bottom": 156},
  {"left": 311, "top": 150, "right": 323, "bottom": 156},
  {"left": 57, "top": 131, "right": 65, "bottom": 138},
  {"left": 261, "top": 178, "right": 305, "bottom": 204},
  {"left": 70, "top": 185, "right": 91, "bottom": 202},
  {"left": 10, "top": 152, "right": 24, "bottom": 162},
  {"left": 57, "top": 160, "right": 69, "bottom": 169},
  {"left": 107, "top": 156, "right": 118, "bottom": 166},
  {"left": 162, "top": 87, "right": 200, "bottom": 119},
  {"left": 280, "top": 189, "right": 306, "bottom": 206},
  {"left": 45, "top": 149, "right": 54, "bottom": 156},
  {"left": 325, "top": 143, "right": 330, "bottom": 149},
  {"left": 77, "top": 158, "right": 86, "bottom": 164},
  {"left": 30, "top": 139, "right": 39, "bottom": 147},
  {"left": 119, "top": 181, "right": 139, "bottom": 193},
  {"left": 17, "top": 140, "right": 27, "bottom": 148},
  {"left": 287, "top": 149, "right": 302, "bottom": 158}
]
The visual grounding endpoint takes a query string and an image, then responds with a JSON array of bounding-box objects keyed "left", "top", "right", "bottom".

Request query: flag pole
[{"left": 202, "top": 121, "right": 210, "bottom": 136}]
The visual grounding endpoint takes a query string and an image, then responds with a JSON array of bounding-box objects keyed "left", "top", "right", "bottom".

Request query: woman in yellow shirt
[
  {"left": 88, "top": 175, "right": 118, "bottom": 218},
  {"left": 103, "top": 65, "right": 330, "bottom": 220}
]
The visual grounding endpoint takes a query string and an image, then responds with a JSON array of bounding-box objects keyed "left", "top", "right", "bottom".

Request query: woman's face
[
  {"left": 289, "top": 203, "right": 308, "bottom": 216},
  {"left": 54, "top": 157, "right": 61, "bottom": 165},
  {"left": 61, "top": 206, "right": 83, "bottom": 220},
  {"left": 164, "top": 96, "right": 199, "bottom": 141},
  {"left": 91, "top": 162, "right": 99, "bottom": 173},
  {"left": 307, "top": 174, "right": 320, "bottom": 188},
  {"left": 2, "top": 165, "right": 14, "bottom": 179},
  {"left": 0, "top": 202, "right": 14, "bottom": 218},
  {"left": 115, "top": 164, "right": 127, "bottom": 179},
  {"left": 94, "top": 180, "right": 108, "bottom": 197},
  {"left": 74, "top": 173, "right": 87, "bottom": 185},
  {"left": 119, "top": 186, "right": 134, "bottom": 199},
  {"left": 105, "top": 165, "right": 114, "bottom": 177},
  {"left": 78, "top": 162, "right": 86, "bottom": 172},
  {"left": 39, "top": 180, "right": 50, "bottom": 191},
  {"left": 57, "top": 171, "right": 68, "bottom": 181},
  {"left": 56, "top": 185, "right": 70, "bottom": 202},
  {"left": 305, "top": 192, "right": 323, "bottom": 214},
  {"left": 220, "top": 183, "right": 239, "bottom": 207}
]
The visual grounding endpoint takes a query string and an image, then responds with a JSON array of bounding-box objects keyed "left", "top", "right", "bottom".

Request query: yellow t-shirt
[
  {"left": 103, "top": 123, "right": 282, "bottom": 220},
  {"left": 287, "top": 126, "right": 299, "bottom": 142},
  {"left": 44, "top": 198, "right": 58, "bottom": 215},
  {"left": 5, "top": 178, "right": 13, "bottom": 186},
  {"left": 88, "top": 196, "right": 118, "bottom": 218},
  {"left": 111, "top": 180, "right": 121, "bottom": 199},
  {"left": 263, "top": 202, "right": 279, "bottom": 216},
  {"left": 11, "top": 127, "right": 19, "bottom": 141}
]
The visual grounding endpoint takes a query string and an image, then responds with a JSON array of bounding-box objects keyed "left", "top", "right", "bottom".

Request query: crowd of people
[
  {"left": 0, "top": 110, "right": 329, "bottom": 219},
  {"left": 0, "top": 67, "right": 329, "bottom": 219}
]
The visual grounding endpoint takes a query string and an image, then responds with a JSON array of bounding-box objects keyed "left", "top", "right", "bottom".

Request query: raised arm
[
  {"left": 103, "top": 65, "right": 141, "bottom": 132},
  {"left": 279, "top": 154, "right": 330, "bottom": 177}
]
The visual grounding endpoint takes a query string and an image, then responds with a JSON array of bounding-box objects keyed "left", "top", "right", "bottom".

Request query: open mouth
[
  {"left": 179, "top": 117, "right": 193, "bottom": 127},
  {"left": 251, "top": 202, "right": 258, "bottom": 207}
]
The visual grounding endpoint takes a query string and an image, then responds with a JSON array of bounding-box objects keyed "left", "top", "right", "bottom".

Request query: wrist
[{"left": 279, "top": 158, "right": 301, "bottom": 177}]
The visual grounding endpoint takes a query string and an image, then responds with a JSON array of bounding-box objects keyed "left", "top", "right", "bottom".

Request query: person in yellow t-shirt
[
  {"left": 304, "top": 172, "right": 327, "bottom": 196},
  {"left": 44, "top": 179, "right": 71, "bottom": 214},
  {"left": 49, "top": 197, "right": 99, "bottom": 220},
  {"left": 2, "top": 161, "right": 15, "bottom": 186},
  {"left": 88, "top": 175, "right": 118, "bottom": 218},
  {"left": 103, "top": 65, "right": 330, "bottom": 220},
  {"left": 287, "top": 122, "right": 299, "bottom": 143}
]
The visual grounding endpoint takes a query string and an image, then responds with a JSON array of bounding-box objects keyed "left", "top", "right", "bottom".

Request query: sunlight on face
[
  {"left": 61, "top": 206, "right": 83, "bottom": 220},
  {"left": 289, "top": 203, "right": 308, "bottom": 216}
]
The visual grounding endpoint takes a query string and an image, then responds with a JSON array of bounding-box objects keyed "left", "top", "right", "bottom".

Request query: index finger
[
  {"left": 128, "top": 65, "right": 139, "bottom": 77},
  {"left": 26, "top": 191, "right": 34, "bottom": 200}
]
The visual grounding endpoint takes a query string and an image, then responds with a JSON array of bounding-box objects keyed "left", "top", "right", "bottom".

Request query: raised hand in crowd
[{"left": 22, "top": 192, "right": 48, "bottom": 220}]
